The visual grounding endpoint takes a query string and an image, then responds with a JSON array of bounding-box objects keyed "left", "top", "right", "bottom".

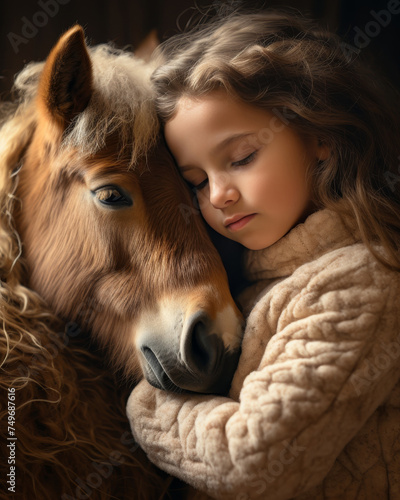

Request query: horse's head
[{"left": 12, "top": 26, "right": 243, "bottom": 394}]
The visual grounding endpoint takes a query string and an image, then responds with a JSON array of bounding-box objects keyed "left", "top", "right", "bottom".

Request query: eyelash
[
  {"left": 189, "top": 151, "right": 258, "bottom": 192},
  {"left": 92, "top": 185, "right": 132, "bottom": 208},
  {"left": 232, "top": 150, "right": 258, "bottom": 167}
]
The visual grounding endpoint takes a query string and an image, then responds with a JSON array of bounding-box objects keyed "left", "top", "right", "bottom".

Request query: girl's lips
[{"left": 226, "top": 214, "right": 256, "bottom": 232}]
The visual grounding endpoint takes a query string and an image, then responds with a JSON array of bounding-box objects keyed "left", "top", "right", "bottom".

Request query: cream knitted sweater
[{"left": 127, "top": 209, "right": 400, "bottom": 500}]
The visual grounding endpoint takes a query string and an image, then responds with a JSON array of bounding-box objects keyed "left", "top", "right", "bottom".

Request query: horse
[
  {"left": 0, "top": 25, "right": 242, "bottom": 499},
  {"left": 4, "top": 25, "right": 243, "bottom": 392}
]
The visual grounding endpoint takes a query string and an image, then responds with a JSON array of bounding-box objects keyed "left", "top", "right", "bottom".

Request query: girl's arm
[{"left": 127, "top": 256, "right": 400, "bottom": 500}]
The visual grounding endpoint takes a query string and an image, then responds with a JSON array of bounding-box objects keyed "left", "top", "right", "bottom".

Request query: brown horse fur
[
  {"left": 0, "top": 148, "right": 177, "bottom": 498},
  {"left": 0, "top": 26, "right": 241, "bottom": 500}
]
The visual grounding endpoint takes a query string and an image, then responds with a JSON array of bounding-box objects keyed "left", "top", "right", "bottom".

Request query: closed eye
[
  {"left": 93, "top": 186, "right": 132, "bottom": 208},
  {"left": 185, "top": 150, "right": 258, "bottom": 191},
  {"left": 232, "top": 150, "right": 258, "bottom": 167},
  {"left": 190, "top": 178, "right": 209, "bottom": 191}
]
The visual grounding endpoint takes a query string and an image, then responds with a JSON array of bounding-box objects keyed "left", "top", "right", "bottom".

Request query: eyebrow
[
  {"left": 179, "top": 132, "right": 256, "bottom": 172},
  {"left": 216, "top": 132, "right": 255, "bottom": 151}
]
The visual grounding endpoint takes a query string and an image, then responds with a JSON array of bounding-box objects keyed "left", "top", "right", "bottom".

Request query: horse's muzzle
[{"left": 139, "top": 310, "right": 242, "bottom": 395}]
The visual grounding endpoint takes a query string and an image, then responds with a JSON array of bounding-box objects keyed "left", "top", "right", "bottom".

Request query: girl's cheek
[
  {"left": 202, "top": 209, "right": 220, "bottom": 232},
  {"left": 247, "top": 173, "right": 276, "bottom": 202},
  {"left": 196, "top": 190, "right": 210, "bottom": 212}
]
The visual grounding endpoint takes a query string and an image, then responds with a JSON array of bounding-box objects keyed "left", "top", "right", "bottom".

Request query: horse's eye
[{"left": 93, "top": 186, "right": 132, "bottom": 207}]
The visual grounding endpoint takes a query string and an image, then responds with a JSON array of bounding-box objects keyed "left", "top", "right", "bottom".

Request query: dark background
[{"left": 0, "top": 0, "right": 399, "bottom": 99}]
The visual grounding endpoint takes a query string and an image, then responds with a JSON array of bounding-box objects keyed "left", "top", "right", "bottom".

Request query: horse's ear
[
  {"left": 38, "top": 25, "right": 92, "bottom": 126},
  {"left": 135, "top": 29, "right": 159, "bottom": 62}
]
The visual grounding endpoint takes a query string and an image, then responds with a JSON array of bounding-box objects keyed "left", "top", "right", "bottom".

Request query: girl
[{"left": 127, "top": 8, "right": 400, "bottom": 500}]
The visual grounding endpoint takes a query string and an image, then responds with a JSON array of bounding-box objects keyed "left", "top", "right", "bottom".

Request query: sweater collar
[{"left": 244, "top": 208, "right": 360, "bottom": 280}]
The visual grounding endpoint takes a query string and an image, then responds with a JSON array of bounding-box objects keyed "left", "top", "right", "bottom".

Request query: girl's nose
[{"left": 209, "top": 173, "right": 239, "bottom": 209}]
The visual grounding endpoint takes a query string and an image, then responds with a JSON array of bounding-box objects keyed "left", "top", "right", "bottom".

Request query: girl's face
[{"left": 165, "top": 91, "right": 326, "bottom": 250}]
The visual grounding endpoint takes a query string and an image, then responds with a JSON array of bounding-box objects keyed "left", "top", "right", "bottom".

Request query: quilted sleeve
[{"left": 127, "top": 254, "right": 400, "bottom": 500}]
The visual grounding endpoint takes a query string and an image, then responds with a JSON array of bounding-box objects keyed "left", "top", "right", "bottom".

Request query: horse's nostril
[
  {"left": 139, "top": 310, "right": 241, "bottom": 395},
  {"left": 185, "top": 313, "right": 221, "bottom": 375},
  {"left": 191, "top": 320, "right": 210, "bottom": 368}
]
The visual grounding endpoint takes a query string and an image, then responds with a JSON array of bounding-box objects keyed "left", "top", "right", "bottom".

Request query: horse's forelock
[
  {"left": 4, "top": 43, "right": 159, "bottom": 171},
  {"left": 62, "top": 45, "right": 159, "bottom": 166}
]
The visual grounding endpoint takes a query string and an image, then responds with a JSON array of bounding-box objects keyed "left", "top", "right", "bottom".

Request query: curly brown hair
[{"left": 152, "top": 8, "right": 400, "bottom": 271}]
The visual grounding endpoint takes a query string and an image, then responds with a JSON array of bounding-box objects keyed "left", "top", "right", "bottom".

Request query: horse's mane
[{"left": 0, "top": 45, "right": 170, "bottom": 499}]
